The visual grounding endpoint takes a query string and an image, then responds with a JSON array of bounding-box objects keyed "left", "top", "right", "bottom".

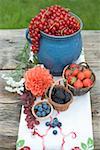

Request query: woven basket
[
  {"left": 62, "top": 62, "right": 96, "bottom": 96},
  {"left": 32, "top": 100, "right": 53, "bottom": 121},
  {"left": 48, "top": 79, "right": 73, "bottom": 111}
]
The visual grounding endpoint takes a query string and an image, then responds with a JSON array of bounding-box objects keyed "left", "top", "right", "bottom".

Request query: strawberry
[
  {"left": 68, "top": 76, "right": 77, "bottom": 85},
  {"left": 65, "top": 69, "right": 71, "bottom": 78},
  {"left": 72, "top": 68, "right": 79, "bottom": 76},
  {"left": 70, "top": 64, "right": 79, "bottom": 69},
  {"left": 83, "top": 78, "right": 93, "bottom": 87},
  {"left": 77, "top": 72, "right": 85, "bottom": 80},
  {"left": 83, "top": 69, "right": 92, "bottom": 78},
  {"left": 73, "top": 79, "right": 83, "bottom": 89}
]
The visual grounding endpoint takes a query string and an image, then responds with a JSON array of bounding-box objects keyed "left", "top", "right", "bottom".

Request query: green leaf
[
  {"left": 8, "top": 42, "right": 39, "bottom": 82},
  {"left": 87, "top": 138, "right": 94, "bottom": 149},
  {"left": 16, "top": 139, "right": 25, "bottom": 148},
  {"left": 33, "top": 54, "right": 39, "bottom": 65},
  {"left": 87, "top": 138, "right": 93, "bottom": 147},
  {"left": 81, "top": 142, "right": 87, "bottom": 150}
]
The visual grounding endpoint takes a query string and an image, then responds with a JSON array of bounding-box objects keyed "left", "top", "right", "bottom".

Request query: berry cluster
[
  {"left": 65, "top": 63, "right": 94, "bottom": 89},
  {"left": 34, "top": 102, "right": 51, "bottom": 117},
  {"left": 51, "top": 86, "right": 71, "bottom": 104},
  {"left": 29, "top": 5, "right": 80, "bottom": 53},
  {"left": 45, "top": 117, "right": 62, "bottom": 135},
  {"left": 20, "top": 91, "right": 40, "bottom": 129}
]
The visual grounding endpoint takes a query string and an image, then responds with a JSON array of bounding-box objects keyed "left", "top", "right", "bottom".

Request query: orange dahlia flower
[{"left": 24, "top": 66, "right": 53, "bottom": 97}]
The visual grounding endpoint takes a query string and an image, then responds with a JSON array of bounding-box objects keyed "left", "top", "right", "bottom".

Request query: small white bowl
[{"left": 31, "top": 100, "right": 53, "bottom": 121}]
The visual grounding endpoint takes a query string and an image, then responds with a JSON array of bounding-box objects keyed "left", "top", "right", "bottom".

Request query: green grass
[{"left": 0, "top": 0, "right": 100, "bottom": 29}]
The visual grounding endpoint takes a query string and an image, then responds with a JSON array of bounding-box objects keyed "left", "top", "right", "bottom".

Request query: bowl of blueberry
[
  {"left": 47, "top": 79, "right": 73, "bottom": 111},
  {"left": 32, "top": 101, "right": 53, "bottom": 120}
]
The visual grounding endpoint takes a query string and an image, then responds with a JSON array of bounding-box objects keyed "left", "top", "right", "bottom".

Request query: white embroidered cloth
[{"left": 17, "top": 50, "right": 94, "bottom": 150}]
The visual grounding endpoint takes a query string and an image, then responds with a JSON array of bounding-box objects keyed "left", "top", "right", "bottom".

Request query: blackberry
[{"left": 64, "top": 92, "right": 71, "bottom": 103}]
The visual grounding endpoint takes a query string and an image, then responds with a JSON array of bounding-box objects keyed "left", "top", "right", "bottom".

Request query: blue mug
[{"left": 26, "top": 13, "right": 83, "bottom": 76}]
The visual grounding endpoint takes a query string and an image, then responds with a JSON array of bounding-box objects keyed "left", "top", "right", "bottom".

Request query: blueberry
[
  {"left": 46, "top": 109, "right": 51, "bottom": 114},
  {"left": 34, "top": 105, "right": 38, "bottom": 110},
  {"left": 38, "top": 104, "right": 42, "bottom": 107},
  {"left": 53, "top": 117, "right": 58, "bottom": 122},
  {"left": 54, "top": 118, "right": 59, "bottom": 124},
  {"left": 45, "top": 122, "right": 50, "bottom": 126},
  {"left": 53, "top": 122, "right": 58, "bottom": 126},
  {"left": 41, "top": 111, "right": 46, "bottom": 117},
  {"left": 47, "top": 105, "right": 51, "bottom": 110},
  {"left": 51, "top": 122, "right": 56, "bottom": 128},
  {"left": 53, "top": 130, "right": 57, "bottom": 135},
  {"left": 42, "top": 103, "right": 48, "bottom": 110},
  {"left": 38, "top": 106, "right": 43, "bottom": 112},
  {"left": 57, "top": 122, "right": 62, "bottom": 127},
  {"left": 36, "top": 111, "right": 41, "bottom": 117},
  {"left": 42, "top": 102, "right": 47, "bottom": 105}
]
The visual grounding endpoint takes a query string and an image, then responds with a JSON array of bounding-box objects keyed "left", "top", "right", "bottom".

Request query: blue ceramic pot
[{"left": 26, "top": 13, "right": 83, "bottom": 76}]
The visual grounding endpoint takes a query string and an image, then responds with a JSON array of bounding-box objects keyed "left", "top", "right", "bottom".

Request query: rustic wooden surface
[{"left": 0, "top": 29, "right": 100, "bottom": 150}]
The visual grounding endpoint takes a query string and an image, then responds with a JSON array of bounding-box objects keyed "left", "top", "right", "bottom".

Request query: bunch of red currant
[{"left": 29, "top": 5, "right": 80, "bottom": 53}]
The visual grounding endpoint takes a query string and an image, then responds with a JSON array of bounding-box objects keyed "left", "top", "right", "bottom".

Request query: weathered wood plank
[
  {"left": 0, "top": 70, "right": 21, "bottom": 149},
  {"left": 0, "top": 29, "right": 26, "bottom": 70},
  {"left": 0, "top": 30, "right": 100, "bottom": 149}
]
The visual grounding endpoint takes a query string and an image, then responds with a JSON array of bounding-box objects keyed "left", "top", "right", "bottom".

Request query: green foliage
[
  {"left": 81, "top": 137, "right": 94, "bottom": 150},
  {"left": 9, "top": 42, "right": 38, "bottom": 81},
  {"left": 16, "top": 139, "right": 25, "bottom": 148},
  {"left": 81, "top": 143, "right": 87, "bottom": 150},
  {"left": 0, "top": 0, "right": 100, "bottom": 29}
]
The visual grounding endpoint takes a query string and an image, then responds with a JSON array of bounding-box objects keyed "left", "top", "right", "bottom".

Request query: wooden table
[{"left": 0, "top": 30, "right": 100, "bottom": 150}]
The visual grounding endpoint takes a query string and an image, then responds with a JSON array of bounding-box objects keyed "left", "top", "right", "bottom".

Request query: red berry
[
  {"left": 70, "top": 64, "right": 79, "bottom": 69},
  {"left": 83, "top": 69, "right": 92, "bottom": 78},
  {"left": 72, "top": 68, "right": 79, "bottom": 76},
  {"left": 55, "top": 22, "right": 60, "bottom": 28},
  {"left": 74, "top": 79, "right": 83, "bottom": 89},
  {"left": 29, "top": 5, "right": 80, "bottom": 53},
  {"left": 77, "top": 72, "right": 85, "bottom": 80},
  {"left": 65, "top": 69, "right": 71, "bottom": 77},
  {"left": 68, "top": 76, "right": 77, "bottom": 85},
  {"left": 83, "top": 78, "right": 93, "bottom": 87}
]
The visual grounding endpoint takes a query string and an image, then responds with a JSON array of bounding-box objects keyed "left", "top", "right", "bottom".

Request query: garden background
[{"left": 0, "top": 0, "right": 100, "bottom": 29}]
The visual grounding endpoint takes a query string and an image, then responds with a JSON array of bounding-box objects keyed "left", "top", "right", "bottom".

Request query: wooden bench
[{"left": 0, "top": 30, "right": 100, "bottom": 150}]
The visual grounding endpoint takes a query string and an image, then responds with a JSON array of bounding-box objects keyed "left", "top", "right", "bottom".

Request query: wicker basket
[
  {"left": 62, "top": 62, "right": 96, "bottom": 96},
  {"left": 48, "top": 79, "right": 73, "bottom": 111}
]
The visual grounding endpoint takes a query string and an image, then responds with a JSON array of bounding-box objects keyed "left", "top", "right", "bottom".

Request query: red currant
[{"left": 29, "top": 5, "right": 80, "bottom": 53}]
